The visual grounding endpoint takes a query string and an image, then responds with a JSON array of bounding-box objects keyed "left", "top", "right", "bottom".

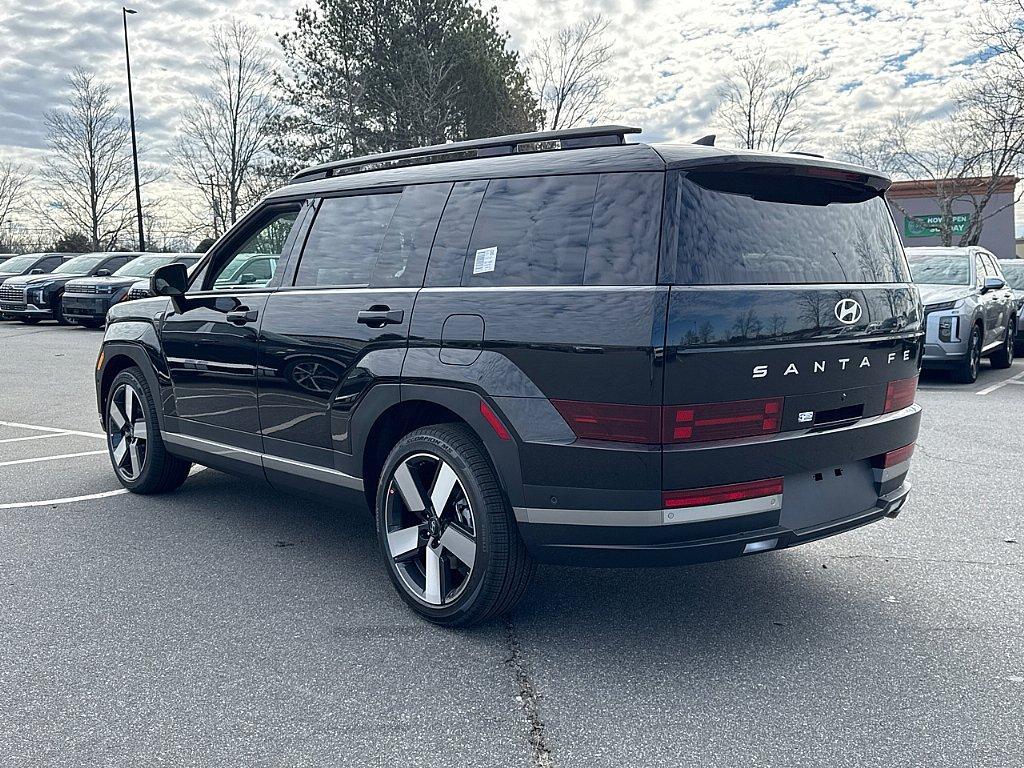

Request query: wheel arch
[
  {"left": 96, "top": 342, "right": 165, "bottom": 429},
  {"left": 355, "top": 385, "right": 525, "bottom": 515}
]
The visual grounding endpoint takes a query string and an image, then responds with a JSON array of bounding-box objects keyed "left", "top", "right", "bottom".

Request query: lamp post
[{"left": 122, "top": 7, "right": 145, "bottom": 252}]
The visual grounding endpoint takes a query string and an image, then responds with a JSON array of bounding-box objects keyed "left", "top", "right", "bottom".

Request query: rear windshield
[
  {"left": 907, "top": 254, "right": 970, "bottom": 286},
  {"left": 1000, "top": 263, "right": 1024, "bottom": 289},
  {"left": 665, "top": 171, "right": 909, "bottom": 285}
]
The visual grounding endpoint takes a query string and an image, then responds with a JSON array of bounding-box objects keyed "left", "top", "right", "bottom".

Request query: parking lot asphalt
[{"left": 1, "top": 320, "right": 1022, "bottom": 768}]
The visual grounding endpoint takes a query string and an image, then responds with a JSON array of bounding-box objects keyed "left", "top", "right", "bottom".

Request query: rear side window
[
  {"left": 665, "top": 171, "right": 910, "bottom": 285},
  {"left": 425, "top": 173, "right": 662, "bottom": 288},
  {"left": 370, "top": 183, "right": 451, "bottom": 288},
  {"left": 296, "top": 193, "right": 400, "bottom": 287},
  {"left": 463, "top": 175, "right": 598, "bottom": 287}
]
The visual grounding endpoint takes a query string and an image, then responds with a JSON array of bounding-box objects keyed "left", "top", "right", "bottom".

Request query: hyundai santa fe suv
[
  {"left": 998, "top": 259, "right": 1024, "bottom": 354},
  {"left": 907, "top": 246, "right": 1017, "bottom": 382},
  {"left": 95, "top": 126, "right": 923, "bottom": 625}
]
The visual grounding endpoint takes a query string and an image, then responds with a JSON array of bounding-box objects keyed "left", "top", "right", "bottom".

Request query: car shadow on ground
[{"left": 161, "top": 469, "right": 888, "bottom": 662}]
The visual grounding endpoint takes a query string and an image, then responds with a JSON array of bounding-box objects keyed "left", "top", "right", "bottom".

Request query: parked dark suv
[
  {"left": 95, "top": 126, "right": 923, "bottom": 625},
  {"left": 2, "top": 252, "right": 141, "bottom": 324},
  {"left": 62, "top": 253, "right": 202, "bottom": 327}
]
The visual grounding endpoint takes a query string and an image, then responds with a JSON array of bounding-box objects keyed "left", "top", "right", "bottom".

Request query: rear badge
[{"left": 798, "top": 411, "right": 814, "bottom": 423}]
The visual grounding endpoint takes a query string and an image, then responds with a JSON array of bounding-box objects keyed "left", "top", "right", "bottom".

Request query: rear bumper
[{"left": 518, "top": 482, "right": 911, "bottom": 567}]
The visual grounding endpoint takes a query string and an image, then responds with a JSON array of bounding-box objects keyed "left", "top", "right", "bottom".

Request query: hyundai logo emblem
[{"left": 834, "top": 298, "right": 863, "bottom": 325}]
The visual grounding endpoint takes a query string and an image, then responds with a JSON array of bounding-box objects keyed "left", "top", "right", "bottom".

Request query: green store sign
[{"left": 904, "top": 213, "right": 971, "bottom": 238}]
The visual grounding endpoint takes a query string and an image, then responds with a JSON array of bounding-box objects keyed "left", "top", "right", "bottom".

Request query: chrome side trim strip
[
  {"left": 162, "top": 432, "right": 363, "bottom": 491},
  {"left": 513, "top": 493, "right": 781, "bottom": 527}
]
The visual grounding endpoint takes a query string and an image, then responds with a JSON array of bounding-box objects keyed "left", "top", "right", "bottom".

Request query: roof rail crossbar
[{"left": 289, "top": 125, "right": 641, "bottom": 183}]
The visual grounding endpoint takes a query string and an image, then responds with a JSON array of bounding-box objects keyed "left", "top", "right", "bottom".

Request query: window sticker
[{"left": 473, "top": 247, "right": 497, "bottom": 275}]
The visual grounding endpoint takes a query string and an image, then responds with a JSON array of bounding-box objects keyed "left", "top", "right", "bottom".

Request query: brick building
[{"left": 887, "top": 176, "right": 1020, "bottom": 260}]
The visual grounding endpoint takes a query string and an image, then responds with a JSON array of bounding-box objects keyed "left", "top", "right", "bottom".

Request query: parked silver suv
[
  {"left": 907, "top": 246, "right": 1016, "bottom": 383},
  {"left": 998, "top": 259, "right": 1024, "bottom": 354}
]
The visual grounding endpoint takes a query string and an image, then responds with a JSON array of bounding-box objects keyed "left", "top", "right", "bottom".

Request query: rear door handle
[
  {"left": 226, "top": 307, "right": 258, "bottom": 325},
  {"left": 357, "top": 306, "right": 404, "bottom": 327}
]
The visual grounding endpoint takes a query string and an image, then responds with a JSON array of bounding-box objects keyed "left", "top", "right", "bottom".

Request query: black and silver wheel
[
  {"left": 376, "top": 424, "right": 534, "bottom": 626},
  {"left": 990, "top": 317, "right": 1015, "bottom": 369},
  {"left": 108, "top": 381, "right": 148, "bottom": 482},
  {"left": 953, "top": 324, "right": 982, "bottom": 383},
  {"left": 105, "top": 366, "right": 192, "bottom": 494}
]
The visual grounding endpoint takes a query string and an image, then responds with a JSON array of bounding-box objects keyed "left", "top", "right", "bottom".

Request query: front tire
[
  {"left": 990, "top": 317, "right": 1016, "bottom": 369},
  {"left": 953, "top": 324, "right": 982, "bottom": 383},
  {"left": 55, "top": 298, "right": 72, "bottom": 326},
  {"left": 375, "top": 423, "right": 534, "bottom": 627},
  {"left": 105, "top": 366, "right": 192, "bottom": 494}
]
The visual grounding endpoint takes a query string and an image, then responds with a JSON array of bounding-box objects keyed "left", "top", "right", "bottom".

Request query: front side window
[
  {"left": 1001, "top": 263, "right": 1024, "bottom": 289},
  {"left": 907, "top": 254, "right": 971, "bottom": 286},
  {"left": 667, "top": 171, "right": 910, "bottom": 285},
  {"left": 208, "top": 210, "right": 299, "bottom": 290}
]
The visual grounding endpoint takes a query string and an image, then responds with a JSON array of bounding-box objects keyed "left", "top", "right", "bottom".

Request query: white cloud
[{"left": 0, "top": 0, "right": 1020, "bottom": 240}]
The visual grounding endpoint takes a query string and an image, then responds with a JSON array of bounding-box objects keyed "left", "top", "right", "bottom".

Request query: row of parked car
[{"left": 0, "top": 250, "right": 280, "bottom": 327}]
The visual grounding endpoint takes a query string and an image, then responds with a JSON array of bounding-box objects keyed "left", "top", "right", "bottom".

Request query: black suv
[
  {"left": 62, "top": 253, "right": 202, "bottom": 327},
  {"left": 95, "top": 126, "right": 923, "bottom": 625},
  {"left": 2, "top": 252, "right": 141, "bottom": 324}
]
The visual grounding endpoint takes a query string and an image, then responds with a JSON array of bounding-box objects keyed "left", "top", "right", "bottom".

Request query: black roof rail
[
  {"left": 787, "top": 150, "right": 824, "bottom": 158},
  {"left": 289, "top": 125, "right": 642, "bottom": 183}
]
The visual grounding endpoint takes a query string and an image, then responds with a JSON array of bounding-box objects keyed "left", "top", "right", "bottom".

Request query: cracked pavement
[{"left": 0, "top": 321, "right": 1021, "bottom": 767}]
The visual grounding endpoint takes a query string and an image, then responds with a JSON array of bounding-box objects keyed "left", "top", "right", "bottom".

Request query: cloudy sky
[{"left": 1, "top": 0, "right": 1019, "bottom": 238}]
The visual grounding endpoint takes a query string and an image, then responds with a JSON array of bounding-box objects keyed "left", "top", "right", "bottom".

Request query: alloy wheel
[
  {"left": 384, "top": 452, "right": 477, "bottom": 606},
  {"left": 107, "top": 383, "right": 148, "bottom": 481},
  {"left": 970, "top": 330, "right": 981, "bottom": 379}
]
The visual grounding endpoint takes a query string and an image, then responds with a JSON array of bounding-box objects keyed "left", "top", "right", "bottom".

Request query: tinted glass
[
  {"left": 907, "top": 254, "right": 971, "bottom": 286},
  {"left": 209, "top": 211, "right": 298, "bottom": 289},
  {"left": 371, "top": 183, "right": 451, "bottom": 288},
  {"left": 463, "top": 175, "right": 598, "bottom": 287},
  {"left": 425, "top": 180, "right": 487, "bottom": 287},
  {"left": 114, "top": 255, "right": 174, "bottom": 277},
  {"left": 1000, "top": 263, "right": 1024, "bottom": 289},
  {"left": 295, "top": 194, "right": 400, "bottom": 287},
  {"left": 667, "top": 172, "right": 909, "bottom": 285},
  {"left": 53, "top": 255, "right": 108, "bottom": 274},
  {"left": 584, "top": 173, "right": 662, "bottom": 285}
]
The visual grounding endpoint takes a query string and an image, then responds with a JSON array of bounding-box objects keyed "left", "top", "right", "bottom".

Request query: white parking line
[
  {"left": 0, "top": 432, "right": 70, "bottom": 444},
  {"left": 0, "top": 450, "right": 107, "bottom": 467},
  {"left": 976, "top": 369, "right": 1024, "bottom": 396},
  {"left": 0, "top": 420, "right": 105, "bottom": 439},
  {"left": 0, "top": 488, "right": 128, "bottom": 509}
]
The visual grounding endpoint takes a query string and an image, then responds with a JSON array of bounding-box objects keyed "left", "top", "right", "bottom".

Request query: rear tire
[
  {"left": 105, "top": 366, "right": 192, "bottom": 494},
  {"left": 953, "top": 324, "right": 982, "bottom": 384},
  {"left": 990, "top": 317, "right": 1016, "bottom": 369},
  {"left": 20, "top": 317, "right": 40, "bottom": 325},
  {"left": 375, "top": 423, "right": 534, "bottom": 627},
  {"left": 80, "top": 318, "right": 103, "bottom": 329}
]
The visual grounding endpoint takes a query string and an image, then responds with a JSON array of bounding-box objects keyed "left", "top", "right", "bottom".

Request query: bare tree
[
  {"left": 975, "top": 0, "right": 1024, "bottom": 69},
  {"left": 0, "top": 161, "right": 30, "bottom": 245},
  {"left": 177, "top": 22, "right": 277, "bottom": 238},
  {"left": 40, "top": 69, "right": 145, "bottom": 250},
  {"left": 716, "top": 50, "right": 829, "bottom": 151},
  {"left": 528, "top": 15, "right": 612, "bottom": 131}
]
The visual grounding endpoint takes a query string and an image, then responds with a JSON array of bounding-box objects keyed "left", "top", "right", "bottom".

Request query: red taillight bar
[
  {"left": 550, "top": 400, "right": 662, "bottom": 444},
  {"left": 664, "top": 477, "right": 783, "bottom": 509},
  {"left": 664, "top": 397, "right": 783, "bottom": 443},
  {"left": 884, "top": 376, "right": 918, "bottom": 413}
]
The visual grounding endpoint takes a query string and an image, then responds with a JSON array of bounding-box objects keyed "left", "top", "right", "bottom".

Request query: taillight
[
  {"left": 884, "top": 376, "right": 918, "bottom": 413},
  {"left": 879, "top": 442, "right": 915, "bottom": 468},
  {"left": 664, "top": 397, "right": 783, "bottom": 443},
  {"left": 550, "top": 400, "right": 661, "bottom": 444},
  {"left": 664, "top": 477, "right": 783, "bottom": 509}
]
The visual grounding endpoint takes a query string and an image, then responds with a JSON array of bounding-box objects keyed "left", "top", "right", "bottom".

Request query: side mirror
[
  {"left": 96, "top": 269, "right": 112, "bottom": 277},
  {"left": 30, "top": 268, "right": 44, "bottom": 274},
  {"left": 983, "top": 276, "right": 1006, "bottom": 293},
  {"left": 151, "top": 262, "right": 188, "bottom": 298},
  {"left": 239, "top": 272, "right": 257, "bottom": 285}
]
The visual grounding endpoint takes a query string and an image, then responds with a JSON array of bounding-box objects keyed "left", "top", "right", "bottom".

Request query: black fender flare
[{"left": 96, "top": 336, "right": 168, "bottom": 430}]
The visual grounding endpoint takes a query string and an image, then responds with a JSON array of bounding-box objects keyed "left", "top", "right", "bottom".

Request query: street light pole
[{"left": 122, "top": 7, "right": 145, "bottom": 252}]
